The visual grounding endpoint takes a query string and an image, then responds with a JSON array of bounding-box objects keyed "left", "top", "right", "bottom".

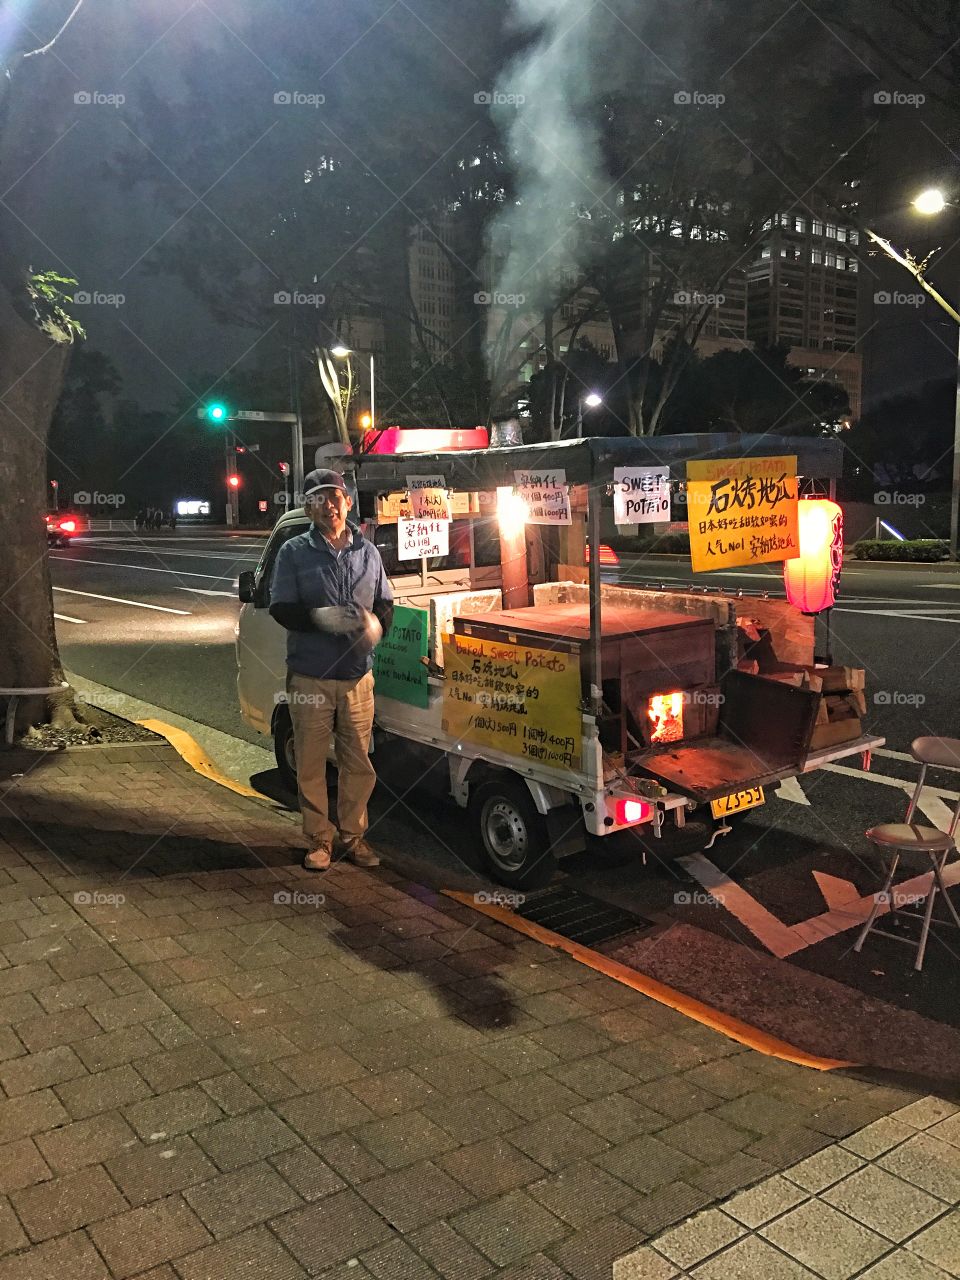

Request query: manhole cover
[{"left": 515, "top": 886, "right": 657, "bottom": 947}]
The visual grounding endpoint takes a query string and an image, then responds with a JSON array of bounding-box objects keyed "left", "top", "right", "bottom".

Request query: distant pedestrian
[
  {"left": 153, "top": 508, "right": 163, "bottom": 530},
  {"left": 135, "top": 509, "right": 145, "bottom": 530},
  {"left": 169, "top": 509, "right": 177, "bottom": 531}
]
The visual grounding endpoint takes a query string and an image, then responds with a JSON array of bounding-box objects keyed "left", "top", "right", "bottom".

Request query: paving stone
[
  {"left": 905, "top": 1207, "right": 960, "bottom": 1272},
  {"left": 408, "top": 1219, "right": 495, "bottom": 1280},
  {"left": 656, "top": 1112, "right": 753, "bottom": 1163},
  {"left": 346, "top": 1066, "right": 438, "bottom": 1117},
  {"left": 680, "top": 1058, "right": 767, "bottom": 1101},
  {"left": 549, "top": 1054, "right": 637, "bottom": 1100},
  {"left": 184, "top": 1159, "right": 302, "bottom": 1236},
  {"left": 475, "top": 1036, "right": 561, "bottom": 1079},
  {"left": 0, "top": 1228, "right": 112, "bottom": 1280},
  {"left": 484, "top": 1071, "right": 582, "bottom": 1122},
  {"left": 596, "top": 1135, "right": 702, "bottom": 1192},
  {"left": 548, "top": 1215, "right": 646, "bottom": 1280},
  {"left": 124, "top": 1085, "right": 224, "bottom": 1139},
  {"left": 88, "top": 990, "right": 169, "bottom": 1032},
  {"left": 509, "top": 1113, "right": 610, "bottom": 1171},
  {"left": 628, "top": 1079, "right": 713, "bottom": 1122},
  {"left": 269, "top": 1187, "right": 394, "bottom": 1271},
  {"left": 724, "top": 1173, "right": 808, "bottom": 1227},
  {"left": 89, "top": 1194, "right": 213, "bottom": 1278},
  {"left": 824, "top": 1163, "right": 946, "bottom": 1242},
  {"left": 745, "top": 1125, "right": 832, "bottom": 1168},
  {"left": 691, "top": 1234, "right": 820, "bottom": 1278},
  {"left": 359, "top": 1158, "right": 476, "bottom": 1233},
  {"left": 653, "top": 1208, "right": 744, "bottom": 1271},
  {"left": 0, "top": 1044, "right": 87, "bottom": 1095},
  {"left": 620, "top": 1181, "right": 712, "bottom": 1235},
  {"left": 892, "top": 1097, "right": 959, "bottom": 1132},
  {"left": 269, "top": 1145, "right": 345, "bottom": 1200},
  {"left": 11, "top": 1165, "right": 127, "bottom": 1241},
  {"left": 35, "top": 1109, "right": 138, "bottom": 1173},
  {"left": 13, "top": 1007, "right": 102, "bottom": 1053},
  {"left": 0, "top": 1090, "right": 67, "bottom": 1147},
  {"left": 134, "top": 1042, "right": 226, "bottom": 1092},
  {"left": 75, "top": 1025, "right": 162, "bottom": 1072},
  {"left": 861, "top": 1251, "right": 956, "bottom": 1279},
  {"left": 414, "top": 1052, "right": 507, "bottom": 1094},
  {"left": 528, "top": 1160, "right": 635, "bottom": 1229},
  {"left": 760, "top": 1199, "right": 889, "bottom": 1280},
  {"left": 194, "top": 1106, "right": 300, "bottom": 1171},
  {"left": 879, "top": 1132, "right": 960, "bottom": 1201},
  {"left": 0, "top": 1028, "right": 24, "bottom": 1065},
  {"left": 105, "top": 1135, "right": 217, "bottom": 1205},
  {"left": 0, "top": 1140, "right": 51, "bottom": 1195},
  {"left": 452, "top": 1189, "right": 567, "bottom": 1267},
  {"left": 54, "top": 1063, "right": 151, "bottom": 1119},
  {"left": 841, "top": 1115, "right": 917, "bottom": 1159},
  {"left": 783, "top": 1143, "right": 865, "bottom": 1193},
  {"left": 687, "top": 1152, "right": 774, "bottom": 1198},
  {"left": 277, "top": 1086, "right": 376, "bottom": 1143},
  {"left": 0, "top": 1200, "right": 28, "bottom": 1256},
  {"left": 440, "top": 1135, "right": 547, "bottom": 1197},
  {"left": 929, "top": 1111, "right": 960, "bottom": 1150},
  {"left": 315, "top": 1132, "right": 387, "bottom": 1184},
  {"left": 355, "top": 1109, "right": 458, "bottom": 1170},
  {"left": 423, "top": 1089, "right": 523, "bottom": 1144},
  {"left": 611, "top": 1244, "right": 679, "bottom": 1279},
  {"left": 568, "top": 1094, "right": 665, "bottom": 1143},
  {"left": 808, "top": 1099, "right": 890, "bottom": 1140},
  {"left": 361, "top": 1235, "right": 441, "bottom": 1280},
  {"left": 197, "top": 1070, "right": 261, "bottom": 1115}
]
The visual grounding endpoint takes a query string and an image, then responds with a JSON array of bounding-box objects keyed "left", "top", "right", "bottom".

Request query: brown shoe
[
  {"left": 337, "top": 838, "right": 380, "bottom": 868},
  {"left": 303, "top": 843, "right": 332, "bottom": 871}
]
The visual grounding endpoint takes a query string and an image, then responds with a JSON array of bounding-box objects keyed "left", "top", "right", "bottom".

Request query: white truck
[{"left": 237, "top": 435, "right": 882, "bottom": 887}]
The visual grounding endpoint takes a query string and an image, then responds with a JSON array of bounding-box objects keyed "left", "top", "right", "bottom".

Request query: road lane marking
[
  {"left": 52, "top": 587, "right": 191, "bottom": 616},
  {"left": 50, "top": 556, "right": 239, "bottom": 582},
  {"left": 834, "top": 608, "right": 960, "bottom": 624},
  {"left": 812, "top": 871, "right": 861, "bottom": 909},
  {"left": 776, "top": 776, "right": 810, "bottom": 806},
  {"left": 177, "top": 587, "right": 238, "bottom": 597},
  {"left": 53, "top": 613, "right": 87, "bottom": 624}
]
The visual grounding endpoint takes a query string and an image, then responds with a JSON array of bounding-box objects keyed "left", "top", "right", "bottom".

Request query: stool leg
[
  {"left": 855, "top": 851, "right": 900, "bottom": 954},
  {"left": 933, "top": 855, "right": 960, "bottom": 930},
  {"left": 915, "top": 862, "right": 938, "bottom": 972}
]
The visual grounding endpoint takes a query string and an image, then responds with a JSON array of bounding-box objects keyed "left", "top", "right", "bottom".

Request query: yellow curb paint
[
  {"left": 444, "top": 890, "right": 855, "bottom": 1073},
  {"left": 138, "top": 719, "right": 274, "bottom": 804}
]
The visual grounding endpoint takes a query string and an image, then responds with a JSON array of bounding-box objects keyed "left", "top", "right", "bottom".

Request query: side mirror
[{"left": 238, "top": 570, "right": 256, "bottom": 604}]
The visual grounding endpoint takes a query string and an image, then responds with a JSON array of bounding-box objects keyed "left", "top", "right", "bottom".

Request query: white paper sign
[
  {"left": 398, "top": 517, "right": 450, "bottom": 560},
  {"left": 514, "top": 468, "right": 572, "bottom": 525},
  {"left": 406, "top": 475, "right": 452, "bottom": 520},
  {"left": 613, "top": 466, "right": 671, "bottom": 524}
]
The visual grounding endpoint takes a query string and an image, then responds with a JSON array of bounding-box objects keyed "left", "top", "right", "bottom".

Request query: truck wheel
[
  {"left": 274, "top": 710, "right": 298, "bottom": 793},
  {"left": 470, "top": 778, "right": 557, "bottom": 890}
]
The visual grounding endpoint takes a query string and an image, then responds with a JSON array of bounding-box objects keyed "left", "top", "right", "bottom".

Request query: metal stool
[{"left": 855, "top": 736, "right": 960, "bottom": 971}]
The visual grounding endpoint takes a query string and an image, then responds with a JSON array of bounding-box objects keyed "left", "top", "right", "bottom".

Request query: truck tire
[
  {"left": 470, "top": 777, "right": 557, "bottom": 890},
  {"left": 274, "top": 709, "right": 298, "bottom": 793}
]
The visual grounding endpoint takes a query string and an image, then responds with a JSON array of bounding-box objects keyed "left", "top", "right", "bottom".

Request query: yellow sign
[
  {"left": 442, "top": 633, "right": 582, "bottom": 770},
  {"left": 686, "top": 455, "right": 800, "bottom": 572}
]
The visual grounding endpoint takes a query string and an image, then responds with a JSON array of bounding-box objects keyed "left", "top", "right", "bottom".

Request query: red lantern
[{"left": 784, "top": 498, "right": 843, "bottom": 614}]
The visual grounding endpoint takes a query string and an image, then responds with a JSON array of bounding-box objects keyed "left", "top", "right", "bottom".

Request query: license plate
[{"left": 711, "top": 786, "right": 765, "bottom": 818}]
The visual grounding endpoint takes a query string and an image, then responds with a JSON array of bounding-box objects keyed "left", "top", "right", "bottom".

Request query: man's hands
[{"left": 309, "top": 605, "right": 363, "bottom": 634}]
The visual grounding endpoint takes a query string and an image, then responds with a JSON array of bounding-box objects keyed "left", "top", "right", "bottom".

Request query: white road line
[
  {"left": 50, "top": 556, "right": 239, "bottom": 582},
  {"left": 822, "top": 761, "right": 960, "bottom": 802},
  {"left": 833, "top": 608, "right": 960, "bottom": 624},
  {"left": 775, "top": 776, "right": 810, "bottom": 806},
  {"left": 678, "top": 854, "right": 803, "bottom": 957},
  {"left": 53, "top": 613, "right": 87, "bottom": 625},
  {"left": 52, "top": 587, "right": 191, "bottom": 616},
  {"left": 178, "top": 587, "right": 238, "bottom": 598}
]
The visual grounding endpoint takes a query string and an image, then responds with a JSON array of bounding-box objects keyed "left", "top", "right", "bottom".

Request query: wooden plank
[{"left": 736, "top": 598, "right": 814, "bottom": 666}]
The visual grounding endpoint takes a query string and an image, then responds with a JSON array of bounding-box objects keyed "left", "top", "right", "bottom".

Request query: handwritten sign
[
  {"left": 686, "top": 455, "right": 800, "bottom": 572},
  {"left": 614, "top": 467, "right": 670, "bottom": 524},
  {"left": 406, "top": 475, "right": 452, "bottom": 521},
  {"left": 441, "top": 634, "right": 581, "bottom": 770},
  {"left": 398, "top": 517, "right": 449, "bottom": 560},
  {"left": 514, "top": 469, "right": 571, "bottom": 525},
  {"left": 373, "top": 604, "right": 429, "bottom": 708}
]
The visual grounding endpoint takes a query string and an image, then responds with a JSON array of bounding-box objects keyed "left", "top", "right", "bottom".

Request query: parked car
[{"left": 45, "top": 511, "right": 89, "bottom": 548}]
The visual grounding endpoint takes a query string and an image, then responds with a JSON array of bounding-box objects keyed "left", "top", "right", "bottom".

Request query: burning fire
[{"left": 648, "top": 691, "right": 684, "bottom": 744}]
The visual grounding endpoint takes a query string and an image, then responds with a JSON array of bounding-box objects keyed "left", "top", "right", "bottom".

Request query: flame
[{"left": 648, "top": 691, "right": 684, "bottom": 744}]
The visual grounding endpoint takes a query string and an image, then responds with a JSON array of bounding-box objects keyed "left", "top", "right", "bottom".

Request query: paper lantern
[{"left": 784, "top": 498, "right": 843, "bottom": 614}]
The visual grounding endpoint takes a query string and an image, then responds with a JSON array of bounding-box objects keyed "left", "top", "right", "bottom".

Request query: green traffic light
[{"left": 208, "top": 403, "right": 227, "bottom": 422}]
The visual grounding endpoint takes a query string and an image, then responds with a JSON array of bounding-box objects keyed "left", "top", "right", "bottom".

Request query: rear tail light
[
  {"left": 615, "top": 798, "right": 652, "bottom": 825},
  {"left": 58, "top": 520, "right": 76, "bottom": 533},
  {"left": 585, "top": 543, "right": 620, "bottom": 566}
]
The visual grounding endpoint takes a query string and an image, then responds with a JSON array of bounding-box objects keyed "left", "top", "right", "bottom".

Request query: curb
[
  {"left": 445, "top": 890, "right": 856, "bottom": 1073},
  {"left": 137, "top": 718, "right": 281, "bottom": 805}
]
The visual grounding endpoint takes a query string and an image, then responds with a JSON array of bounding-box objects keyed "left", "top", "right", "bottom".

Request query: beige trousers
[{"left": 287, "top": 670, "right": 376, "bottom": 847}]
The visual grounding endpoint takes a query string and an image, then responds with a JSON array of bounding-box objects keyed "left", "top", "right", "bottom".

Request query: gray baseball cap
[{"left": 303, "top": 467, "right": 349, "bottom": 497}]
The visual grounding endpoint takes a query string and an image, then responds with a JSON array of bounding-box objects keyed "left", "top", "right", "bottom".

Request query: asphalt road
[{"left": 49, "top": 529, "right": 960, "bottom": 1035}]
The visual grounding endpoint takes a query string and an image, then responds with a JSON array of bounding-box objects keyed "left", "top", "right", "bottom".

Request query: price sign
[
  {"left": 373, "top": 604, "right": 429, "bottom": 707},
  {"left": 514, "top": 468, "right": 571, "bottom": 525},
  {"left": 406, "top": 474, "right": 452, "bottom": 520},
  {"left": 686, "top": 455, "right": 800, "bottom": 572},
  {"left": 613, "top": 467, "right": 671, "bottom": 524},
  {"left": 441, "top": 633, "right": 581, "bottom": 769},
  {"left": 398, "top": 517, "right": 449, "bottom": 560}
]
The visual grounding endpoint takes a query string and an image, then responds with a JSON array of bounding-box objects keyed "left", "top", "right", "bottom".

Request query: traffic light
[
  {"left": 227, "top": 474, "right": 240, "bottom": 489},
  {"left": 278, "top": 462, "right": 290, "bottom": 476},
  {"left": 198, "top": 401, "right": 230, "bottom": 423},
  {"left": 235, "top": 445, "right": 247, "bottom": 454}
]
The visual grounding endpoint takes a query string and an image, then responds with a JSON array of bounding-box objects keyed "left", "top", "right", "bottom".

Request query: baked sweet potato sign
[{"left": 686, "top": 455, "right": 800, "bottom": 572}]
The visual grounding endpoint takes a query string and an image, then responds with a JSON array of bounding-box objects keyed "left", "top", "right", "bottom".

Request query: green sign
[{"left": 374, "top": 604, "right": 430, "bottom": 708}]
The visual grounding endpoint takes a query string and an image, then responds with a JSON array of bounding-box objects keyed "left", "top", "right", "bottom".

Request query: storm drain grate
[{"left": 514, "top": 886, "right": 657, "bottom": 947}]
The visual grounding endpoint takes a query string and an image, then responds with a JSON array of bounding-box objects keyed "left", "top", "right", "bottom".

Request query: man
[{"left": 270, "top": 468, "right": 393, "bottom": 871}]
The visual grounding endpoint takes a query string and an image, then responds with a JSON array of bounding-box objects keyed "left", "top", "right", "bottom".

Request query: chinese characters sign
[
  {"left": 373, "top": 605, "right": 429, "bottom": 708},
  {"left": 686, "top": 456, "right": 799, "bottom": 572},
  {"left": 613, "top": 467, "right": 671, "bottom": 525},
  {"left": 398, "top": 517, "right": 449, "bottom": 559},
  {"left": 441, "top": 633, "right": 582, "bottom": 769},
  {"left": 406, "top": 474, "right": 452, "bottom": 521},
  {"left": 514, "top": 469, "right": 572, "bottom": 525}
]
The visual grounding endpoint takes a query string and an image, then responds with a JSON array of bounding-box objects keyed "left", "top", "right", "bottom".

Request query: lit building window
[
  {"left": 813, "top": 220, "right": 824, "bottom": 235},
  {"left": 811, "top": 249, "right": 822, "bottom": 264}
]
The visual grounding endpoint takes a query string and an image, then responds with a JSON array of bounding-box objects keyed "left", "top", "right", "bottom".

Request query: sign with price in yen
[{"left": 686, "top": 455, "right": 800, "bottom": 573}]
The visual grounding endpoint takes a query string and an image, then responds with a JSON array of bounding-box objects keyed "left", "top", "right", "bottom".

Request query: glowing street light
[
  {"left": 584, "top": 392, "right": 603, "bottom": 408},
  {"left": 577, "top": 391, "right": 604, "bottom": 437},
  {"left": 330, "top": 344, "right": 352, "bottom": 359},
  {"left": 914, "top": 187, "right": 947, "bottom": 216}
]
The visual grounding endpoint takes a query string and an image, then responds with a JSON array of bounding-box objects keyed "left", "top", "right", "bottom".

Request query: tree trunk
[{"left": 0, "top": 280, "right": 72, "bottom": 733}]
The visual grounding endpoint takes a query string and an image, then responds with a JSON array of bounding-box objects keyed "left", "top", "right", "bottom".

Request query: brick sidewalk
[{"left": 0, "top": 743, "right": 946, "bottom": 1279}]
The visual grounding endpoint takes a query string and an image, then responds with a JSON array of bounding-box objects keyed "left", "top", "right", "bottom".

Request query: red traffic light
[
  {"left": 227, "top": 475, "right": 240, "bottom": 489},
  {"left": 278, "top": 462, "right": 290, "bottom": 475},
  {"left": 235, "top": 445, "right": 246, "bottom": 454}
]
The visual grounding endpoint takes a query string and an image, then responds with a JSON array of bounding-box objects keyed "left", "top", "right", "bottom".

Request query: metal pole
[
  {"left": 587, "top": 485, "right": 603, "bottom": 716},
  {"left": 370, "top": 353, "right": 376, "bottom": 427},
  {"left": 577, "top": 398, "right": 583, "bottom": 439},
  {"left": 951, "top": 327, "right": 960, "bottom": 561},
  {"left": 290, "top": 349, "right": 305, "bottom": 502},
  {"left": 224, "top": 432, "right": 232, "bottom": 528}
]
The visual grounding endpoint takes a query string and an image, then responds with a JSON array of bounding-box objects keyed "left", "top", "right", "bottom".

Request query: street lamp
[
  {"left": 329, "top": 344, "right": 376, "bottom": 431},
  {"left": 866, "top": 191, "right": 960, "bottom": 559},
  {"left": 577, "top": 392, "right": 603, "bottom": 438},
  {"left": 330, "top": 344, "right": 352, "bottom": 359}
]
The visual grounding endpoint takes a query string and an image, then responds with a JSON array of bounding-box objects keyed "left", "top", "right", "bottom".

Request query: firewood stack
[{"left": 759, "top": 664, "right": 867, "bottom": 750}]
